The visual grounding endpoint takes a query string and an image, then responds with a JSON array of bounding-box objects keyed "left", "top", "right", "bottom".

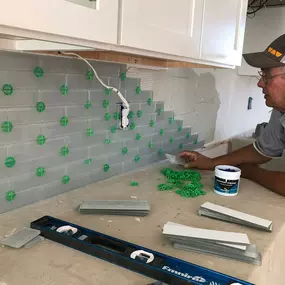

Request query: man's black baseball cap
[{"left": 243, "top": 34, "right": 285, "bottom": 69}]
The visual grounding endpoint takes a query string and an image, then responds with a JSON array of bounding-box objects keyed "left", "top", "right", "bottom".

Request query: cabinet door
[
  {"left": 120, "top": 0, "right": 204, "bottom": 58},
  {"left": 200, "top": 0, "right": 248, "bottom": 66},
  {"left": 0, "top": 0, "right": 118, "bottom": 45}
]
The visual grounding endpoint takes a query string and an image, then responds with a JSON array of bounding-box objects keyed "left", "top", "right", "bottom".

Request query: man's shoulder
[
  {"left": 270, "top": 109, "right": 283, "bottom": 121},
  {"left": 267, "top": 109, "right": 285, "bottom": 130}
]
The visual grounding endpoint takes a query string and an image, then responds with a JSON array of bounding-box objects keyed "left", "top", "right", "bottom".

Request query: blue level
[{"left": 31, "top": 216, "right": 254, "bottom": 285}]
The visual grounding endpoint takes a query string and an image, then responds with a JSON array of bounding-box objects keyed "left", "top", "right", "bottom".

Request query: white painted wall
[
  {"left": 194, "top": 68, "right": 271, "bottom": 142},
  {"left": 127, "top": 67, "right": 271, "bottom": 144}
]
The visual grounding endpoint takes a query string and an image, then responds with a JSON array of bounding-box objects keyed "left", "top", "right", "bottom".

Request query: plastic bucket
[{"left": 214, "top": 165, "right": 241, "bottom": 196}]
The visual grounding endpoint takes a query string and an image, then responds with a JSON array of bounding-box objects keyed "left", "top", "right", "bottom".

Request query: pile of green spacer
[{"left": 157, "top": 168, "right": 206, "bottom": 198}]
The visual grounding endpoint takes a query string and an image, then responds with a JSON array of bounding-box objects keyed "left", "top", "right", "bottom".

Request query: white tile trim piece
[
  {"left": 173, "top": 243, "right": 262, "bottom": 266},
  {"left": 200, "top": 202, "right": 273, "bottom": 231},
  {"left": 165, "top": 153, "right": 185, "bottom": 166},
  {"left": 219, "top": 243, "right": 247, "bottom": 250},
  {"left": 163, "top": 222, "right": 250, "bottom": 245}
]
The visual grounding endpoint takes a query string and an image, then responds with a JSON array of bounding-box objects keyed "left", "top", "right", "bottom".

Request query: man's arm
[
  {"left": 239, "top": 164, "right": 285, "bottom": 196},
  {"left": 181, "top": 144, "right": 271, "bottom": 170},
  {"left": 213, "top": 144, "right": 271, "bottom": 167}
]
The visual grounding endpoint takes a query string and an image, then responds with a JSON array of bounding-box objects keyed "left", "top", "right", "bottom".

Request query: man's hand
[{"left": 179, "top": 151, "right": 215, "bottom": 170}]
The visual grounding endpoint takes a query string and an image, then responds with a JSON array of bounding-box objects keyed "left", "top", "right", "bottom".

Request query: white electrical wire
[{"left": 59, "top": 51, "right": 129, "bottom": 109}]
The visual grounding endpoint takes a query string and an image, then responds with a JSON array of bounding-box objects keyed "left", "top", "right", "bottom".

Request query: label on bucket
[{"left": 214, "top": 176, "right": 239, "bottom": 194}]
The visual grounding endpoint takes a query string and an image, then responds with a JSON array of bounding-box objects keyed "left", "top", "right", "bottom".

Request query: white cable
[
  {"left": 59, "top": 51, "right": 130, "bottom": 129},
  {"left": 59, "top": 51, "right": 129, "bottom": 108}
]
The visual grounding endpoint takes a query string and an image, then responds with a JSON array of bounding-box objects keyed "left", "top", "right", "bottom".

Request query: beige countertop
[{"left": 0, "top": 163, "right": 285, "bottom": 285}]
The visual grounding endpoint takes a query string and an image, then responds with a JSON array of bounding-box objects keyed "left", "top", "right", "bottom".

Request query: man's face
[{"left": 257, "top": 66, "right": 285, "bottom": 111}]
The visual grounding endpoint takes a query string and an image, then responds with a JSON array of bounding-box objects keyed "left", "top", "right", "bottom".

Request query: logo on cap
[{"left": 268, "top": 47, "right": 283, "bottom": 58}]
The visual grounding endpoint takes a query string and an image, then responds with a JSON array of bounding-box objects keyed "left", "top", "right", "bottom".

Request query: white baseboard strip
[
  {"left": 163, "top": 222, "right": 262, "bottom": 265},
  {"left": 198, "top": 202, "right": 273, "bottom": 232},
  {"left": 174, "top": 243, "right": 262, "bottom": 266},
  {"left": 79, "top": 200, "right": 150, "bottom": 216},
  {"left": 163, "top": 221, "right": 250, "bottom": 245}
]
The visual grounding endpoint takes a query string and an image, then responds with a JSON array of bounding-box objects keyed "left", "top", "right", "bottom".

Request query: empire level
[{"left": 30, "top": 216, "right": 254, "bottom": 285}]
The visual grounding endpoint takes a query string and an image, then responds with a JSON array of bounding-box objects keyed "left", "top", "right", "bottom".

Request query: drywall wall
[
  {"left": 127, "top": 66, "right": 271, "bottom": 143},
  {"left": 194, "top": 68, "right": 271, "bottom": 141},
  {"left": 0, "top": 51, "right": 204, "bottom": 214}
]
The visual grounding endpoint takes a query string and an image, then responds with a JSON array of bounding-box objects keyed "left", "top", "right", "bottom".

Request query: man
[{"left": 180, "top": 34, "right": 285, "bottom": 196}]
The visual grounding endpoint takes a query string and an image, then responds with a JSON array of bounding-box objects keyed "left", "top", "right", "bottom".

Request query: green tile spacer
[
  {"left": 130, "top": 181, "right": 139, "bottom": 186},
  {"left": 122, "top": 147, "right": 128, "bottom": 155},
  {"left": 130, "top": 122, "right": 136, "bottom": 130},
  {"left": 128, "top": 111, "right": 134, "bottom": 119},
  {"left": 86, "top": 128, "right": 94, "bottom": 137},
  {"left": 84, "top": 158, "right": 92, "bottom": 165},
  {"left": 157, "top": 184, "right": 174, "bottom": 191},
  {"left": 2, "top": 84, "right": 13, "bottom": 96},
  {"left": 148, "top": 141, "right": 153, "bottom": 149},
  {"left": 105, "top": 139, "right": 111, "bottom": 144},
  {"left": 136, "top": 86, "right": 141, "bottom": 95},
  {"left": 105, "top": 88, "right": 112, "bottom": 96},
  {"left": 170, "top": 137, "right": 174, "bottom": 143},
  {"left": 36, "top": 135, "right": 46, "bottom": 145},
  {"left": 60, "top": 146, "right": 69, "bottom": 157},
  {"left": 134, "top": 155, "right": 140, "bottom": 162},
  {"left": 149, "top": 120, "right": 155, "bottom": 127},
  {"left": 147, "top": 98, "right": 153, "bottom": 106},
  {"left": 110, "top": 125, "right": 117, "bottom": 133},
  {"left": 194, "top": 139, "right": 198, "bottom": 144},
  {"left": 85, "top": 100, "right": 92, "bottom": 109},
  {"left": 178, "top": 125, "right": 183, "bottom": 131},
  {"left": 136, "top": 133, "right": 141, "bottom": 140},
  {"left": 179, "top": 143, "right": 184, "bottom": 149},
  {"left": 5, "top": 156, "right": 16, "bottom": 168},
  {"left": 137, "top": 110, "right": 143, "bottom": 118},
  {"left": 36, "top": 101, "right": 46, "bottom": 112},
  {"left": 60, "top": 116, "right": 69, "bottom": 126},
  {"left": 186, "top": 132, "right": 191, "bottom": 139},
  {"left": 160, "top": 129, "right": 164, "bottom": 136},
  {"left": 158, "top": 148, "right": 163, "bottom": 155},
  {"left": 33, "top": 66, "right": 44, "bottom": 78},
  {"left": 120, "top": 72, "right": 127, "bottom": 81},
  {"left": 60, "top": 84, "right": 69, "bottom": 96},
  {"left": 36, "top": 167, "right": 45, "bottom": 177},
  {"left": 2, "top": 121, "right": 13, "bottom": 133},
  {"left": 169, "top": 117, "right": 174, "bottom": 124},
  {"left": 158, "top": 168, "right": 205, "bottom": 198},
  {"left": 86, "top": 70, "right": 94, "bottom": 81},
  {"left": 104, "top": 113, "right": 111, "bottom": 121},
  {"left": 157, "top": 108, "right": 162, "bottom": 116},
  {"left": 113, "top": 112, "right": 120, "bottom": 120},
  {"left": 104, "top": 164, "right": 110, "bottom": 172},
  {"left": 103, "top": 100, "right": 109, "bottom": 108},
  {"left": 62, "top": 175, "right": 70, "bottom": 184},
  {"left": 5, "top": 190, "right": 16, "bottom": 202}
]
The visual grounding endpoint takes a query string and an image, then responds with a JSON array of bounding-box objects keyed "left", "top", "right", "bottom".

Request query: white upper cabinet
[
  {"left": 119, "top": 0, "right": 204, "bottom": 58},
  {"left": 0, "top": 0, "right": 118, "bottom": 45},
  {"left": 0, "top": 0, "right": 249, "bottom": 68},
  {"left": 200, "top": 0, "right": 248, "bottom": 66}
]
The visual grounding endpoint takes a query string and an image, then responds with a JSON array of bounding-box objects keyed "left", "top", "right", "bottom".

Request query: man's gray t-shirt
[{"left": 254, "top": 109, "right": 285, "bottom": 157}]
